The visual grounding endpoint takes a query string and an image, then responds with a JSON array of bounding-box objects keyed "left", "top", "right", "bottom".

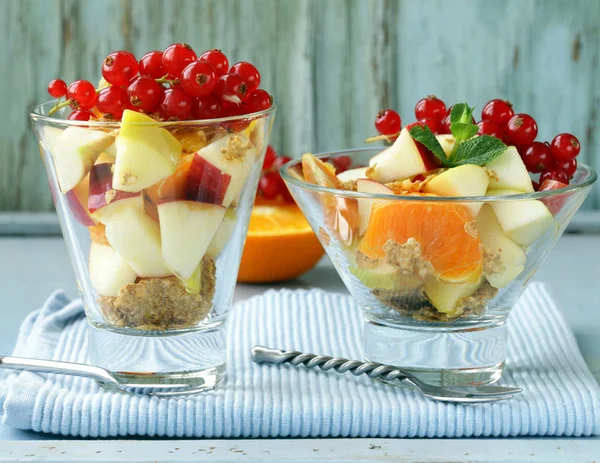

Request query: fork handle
[{"left": 251, "top": 346, "right": 413, "bottom": 383}]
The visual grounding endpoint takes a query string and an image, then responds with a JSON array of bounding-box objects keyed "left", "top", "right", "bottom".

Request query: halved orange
[
  {"left": 357, "top": 195, "right": 482, "bottom": 282},
  {"left": 237, "top": 202, "right": 325, "bottom": 283}
]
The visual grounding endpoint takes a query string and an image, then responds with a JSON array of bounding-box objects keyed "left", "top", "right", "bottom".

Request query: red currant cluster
[
  {"left": 374, "top": 96, "right": 581, "bottom": 187},
  {"left": 47, "top": 44, "right": 273, "bottom": 123},
  {"left": 257, "top": 146, "right": 294, "bottom": 203}
]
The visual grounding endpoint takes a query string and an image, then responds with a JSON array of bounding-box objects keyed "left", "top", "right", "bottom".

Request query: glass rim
[
  {"left": 280, "top": 148, "right": 597, "bottom": 202},
  {"left": 29, "top": 98, "right": 277, "bottom": 128}
]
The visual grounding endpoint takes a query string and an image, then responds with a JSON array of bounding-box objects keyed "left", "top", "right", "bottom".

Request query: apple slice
[
  {"left": 356, "top": 179, "right": 394, "bottom": 235},
  {"left": 436, "top": 134, "right": 456, "bottom": 157},
  {"left": 112, "top": 110, "right": 182, "bottom": 192},
  {"left": 476, "top": 205, "right": 526, "bottom": 288},
  {"left": 423, "top": 274, "right": 482, "bottom": 315},
  {"left": 538, "top": 179, "right": 569, "bottom": 215},
  {"left": 66, "top": 173, "right": 94, "bottom": 226},
  {"left": 206, "top": 208, "right": 238, "bottom": 258},
  {"left": 487, "top": 189, "right": 555, "bottom": 246},
  {"left": 88, "top": 242, "right": 137, "bottom": 297},
  {"left": 88, "top": 163, "right": 139, "bottom": 222},
  {"left": 337, "top": 167, "right": 368, "bottom": 183},
  {"left": 103, "top": 200, "right": 171, "bottom": 277},
  {"left": 45, "top": 126, "right": 116, "bottom": 192},
  {"left": 485, "top": 146, "right": 534, "bottom": 193},
  {"left": 194, "top": 133, "right": 256, "bottom": 207},
  {"left": 422, "top": 164, "right": 489, "bottom": 216},
  {"left": 350, "top": 261, "right": 422, "bottom": 290},
  {"left": 367, "top": 127, "right": 438, "bottom": 183}
]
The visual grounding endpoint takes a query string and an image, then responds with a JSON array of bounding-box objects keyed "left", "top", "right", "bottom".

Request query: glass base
[
  {"left": 88, "top": 320, "right": 226, "bottom": 392},
  {"left": 363, "top": 319, "right": 507, "bottom": 386}
]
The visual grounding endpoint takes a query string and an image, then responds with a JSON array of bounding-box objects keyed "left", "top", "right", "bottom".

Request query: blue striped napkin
[{"left": 1, "top": 285, "right": 599, "bottom": 437}]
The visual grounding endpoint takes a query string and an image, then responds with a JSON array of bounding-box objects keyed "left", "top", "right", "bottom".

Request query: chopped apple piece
[
  {"left": 195, "top": 133, "right": 256, "bottom": 207},
  {"left": 88, "top": 242, "right": 137, "bottom": 297},
  {"left": 367, "top": 127, "right": 438, "bottom": 183},
  {"left": 435, "top": 134, "right": 456, "bottom": 157},
  {"left": 45, "top": 126, "right": 116, "bottom": 192},
  {"left": 350, "top": 262, "right": 422, "bottom": 290},
  {"left": 485, "top": 146, "right": 534, "bottom": 193},
  {"left": 356, "top": 179, "right": 393, "bottom": 235},
  {"left": 476, "top": 205, "right": 526, "bottom": 288},
  {"left": 183, "top": 153, "right": 232, "bottom": 205},
  {"left": 423, "top": 274, "right": 482, "bottom": 315},
  {"left": 337, "top": 167, "right": 368, "bottom": 183},
  {"left": 206, "top": 208, "right": 238, "bottom": 258},
  {"left": 112, "top": 110, "right": 182, "bottom": 192},
  {"left": 66, "top": 173, "right": 94, "bottom": 226},
  {"left": 488, "top": 189, "right": 555, "bottom": 246},
  {"left": 88, "top": 163, "right": 139, "bottom": 221},
  {"left": 158, "top": 201, "right": 226, "bottom": 279},
  {"left": 423, "top": 164, "right": 489, "bottom": 216}
]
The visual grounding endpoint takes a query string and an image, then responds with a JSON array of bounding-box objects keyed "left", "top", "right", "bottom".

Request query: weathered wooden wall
[{"left": 1, "top": 0, "right": 599, "bottom": 211}]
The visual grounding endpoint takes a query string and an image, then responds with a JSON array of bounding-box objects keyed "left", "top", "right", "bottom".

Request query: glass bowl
[{"left": 281, "top": 148, "right": 596, "bottom": 386}]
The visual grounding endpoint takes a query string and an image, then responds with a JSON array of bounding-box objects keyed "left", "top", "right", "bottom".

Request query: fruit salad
[
  {"left": 41, "top": 44, "right": 273, "bottom": 330},
  {"left": 300, "top": 98, "right": 582, "bottom": 321}
]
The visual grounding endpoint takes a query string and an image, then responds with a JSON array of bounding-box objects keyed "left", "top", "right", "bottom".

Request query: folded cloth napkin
[{"left": 1, "top": 284, "right": 599, "bottom": 438}]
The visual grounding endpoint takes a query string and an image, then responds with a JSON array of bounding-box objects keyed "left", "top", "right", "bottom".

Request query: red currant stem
[
  {"left": 155, "top": 76, "right": 180, "bottom": 85},
  {"left": 365, "top": 133, "right": 399, "bottom": 143}
]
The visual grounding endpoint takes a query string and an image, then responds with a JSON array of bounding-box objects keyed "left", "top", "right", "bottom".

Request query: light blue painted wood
[{"left": 1, "top": 0, "right": 598, "bottom": 211}]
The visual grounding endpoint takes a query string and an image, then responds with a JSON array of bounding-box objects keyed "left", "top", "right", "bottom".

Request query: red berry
[
  {"left": 180, "top": 60, "right": 217, "bottom": 97},
  {"left": 162, "top": 43, "right": 197, "bottom": 78},
  {"left": 198, "top": 49, "right": 229, "bottom": 78},
  {"left": 192, "top": 93, "right": 225, "bottom": 120},
  {"left": 97, "top": 86, "right": 127, "bottom": 119},
  {"left": 331, "top": 155, "right": 352, "bottom": 173},
  {"left": 138, "top": 51, "right": 165, "bottom": 79},
  {"left": 477, "top": 120, "right": 504, "bottom": 139},
  {"left": 374, "top": 109, "right": 401, "bottom": 135},
  {"left": 540, "top": 168, "right": 569, "bottom": 184},
  {"left": 440, "top": 114, "right": 452, "bottom": 134},
  {"left": 550, "top": 133, "right": 580, "bottom": 161},
  {"left": 558, "top": 157, "right": 577, "bottom": 179},
  {"left": 414, "top": 96, "right": 446, "bottom": 121},
  {"left": 419, "top": 117, "right": 442, "bottom": 134},
  {"left": 272, "top": 155, "right": 292, "bottom": 171},
  {"left": 67, "top": 80, "right": 97, "bottom": 110},
  {"left": 245, "top": 89, "right": 273, "bottom": 113},
  {"left": 127, "top": 76, "right": 163, "bottom": 112},
  {"left": 222, "top": 101, "right": 251, "bottom": 131},
  {"left": 259, "top": 171, "right": 282, "bottom": 199},
  {"left": 263, "top": 145, "right": 277, "bottom": 170},
  {"left": 47, "top": 79, "right": 67, "bottom": 98},
  {"left": 68, "top": 110, "right": 95, "bottom": 121},
  {"left": 505, "top": 113, "right": 538, "bottom": 145},
  {"left": 159, "top": 87, "right": 193, "bottom": 120},
  {"left": 481, "top": 99, "right": 514, "bottom": 126},
  {"left": 520, "top": 142, "right": 555, "bottom": 173},
  {"left": 102, "top": 51, "right": 139, "bottom": 87},
  {"left": 215, "top": 73, "right": 248, "bottom": 104},
  {"left": 229, "top": 61, "right": 261, "bottom": 94},
  {"left": 404, "top": 121, "right": 426, "bottom": 131}
]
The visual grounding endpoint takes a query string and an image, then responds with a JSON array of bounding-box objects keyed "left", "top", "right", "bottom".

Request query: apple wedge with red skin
[
  {"left": 539, "top": 179, "right": 569, "bottom": 215},
  {"left": 183, "top": 154, "right": 232, "bottom": 205},
  {"left": 88, "top": 163, "right": 138, "bottom": 216}
]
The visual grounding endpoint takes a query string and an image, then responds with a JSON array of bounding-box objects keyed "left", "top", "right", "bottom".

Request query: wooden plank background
[{"left": 1, "top": 0, "right": 598, "bottom": 212}]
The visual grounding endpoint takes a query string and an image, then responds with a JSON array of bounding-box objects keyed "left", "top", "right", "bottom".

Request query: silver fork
[{"left": 252, "top": 346, "right": 521, "bottom": 403}]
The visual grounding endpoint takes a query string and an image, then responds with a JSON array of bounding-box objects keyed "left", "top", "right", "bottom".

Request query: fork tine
[{"left": 429, "top": 394, "right": 513, "bottom": 403}]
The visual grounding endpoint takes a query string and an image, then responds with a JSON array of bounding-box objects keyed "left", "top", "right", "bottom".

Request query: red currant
[
  {"left": 540, "top": 168, "right": 569, "bottom": 184},
  {"left": 404, "top": 121, "right": 426, "bottom": 131},
  {"left": 97, "top": 86, "right": 127, "bottom": 119},
  {"left": 505, "top": 113, "right": 538, "bottom": 145},
  {"left": 47, "top": 79, "right": 67, "bottom": 98},
  {"left": 440, "top": 114, "right": 452, "bottom": 134},
  {"left": 68, "top": 110, "right": 95, "bottom": 121},
  {"left": 414, "top": 96, "right": 446, "bottom": 121},
  {"left": 162, "top": 43, "right": 197, "bottom": 78},
  {"left": 159, "top": 87, "right": 193, "bottom": 120},
  {"left": 127, "top": 76, "right": 163, "bottom": 112},
  {"left": 215, "top": 73, "right": 248, "bottom": 104},
  {"left": 259, "top": 171, "right": 282, "bottom": 199},
  {"left": 180, "top": 60, "right": 217, "bottom": 97},
  {"left": 374, "top": 109, "right": 401, "bottom": 135},
  {"left": 222, "top": 101, "right": 251, "bottom": 131},
  {"left": 138, "top": 51, "right": 165, "bottom": 79},
  {"left": 192, "top": 93, "right": 225, "bottom": 120},
  {"left": 263, "top": 145, "right": 277, "bottom": 170},
  {"left": 198, "top": 49, "right": 229, "bottom": 78},
  {"left": 331, "top": 155, "right": 352, "bottom": 173},
  {"left": 245, "top": 89, "right": 273, "bottom": 113},
  {"left": 477, "top": 120, "right": 503, "bottom": 139},
  {"left": 67, "top": 80, "right": 97, "bottom": 110},
  {"left": 550, "top": 133, "right": 580, "bottom": 161},
  {"left": 229, "top": 61, "right": 261, "bottom": 94},
  {"left": 520, "top": 142, "right": 555, "bottom": 173},
  {"left": 481, "top": 99, "right": 514, "bottom": 126},
  {"left": 272, "top": 155, "right": 292, "bottom": 171},
  {"left": 102, "top": 51, "right": 139, "bottom": 87},
  {"left": 558, "top": 157, "right": 577, "bottom": 179},
  {"left": 419, "top": 117, "right": 442, "bottom": 134}
]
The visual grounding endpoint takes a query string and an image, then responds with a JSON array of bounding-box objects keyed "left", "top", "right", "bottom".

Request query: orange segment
[
  {"left": 358, "top": 196, "right": 482, "bottom": 282},
  {"left": 238, "top": 203, "right": 324, "bottom": 283}
]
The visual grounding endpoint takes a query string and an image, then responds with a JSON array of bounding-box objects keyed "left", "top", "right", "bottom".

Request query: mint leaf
[
  {"left": 450, "top": 103, "right": 474, "bottom": 124},
  {"left": 408, "top": 125, "right": 448, "bottom": 166},
  {"left": 450, "top": 135, "right": 507, "bottom": 166},
  {"left": 449, "top": 103, "right": 478, "bottom": 145},
  {"left": 450, "top": 122, "right": 478, "bottom": 144}
]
